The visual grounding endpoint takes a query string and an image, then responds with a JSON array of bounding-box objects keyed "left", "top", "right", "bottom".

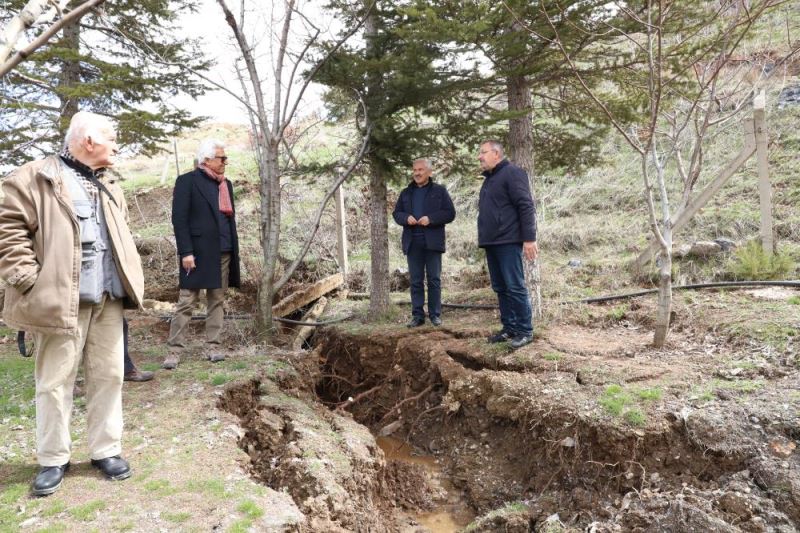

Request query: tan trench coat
[{"left": 0, "top": 155, "right": 144, "bottom": 336}]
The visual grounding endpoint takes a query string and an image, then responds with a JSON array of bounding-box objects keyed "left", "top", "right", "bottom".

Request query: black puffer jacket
[{"left": 477, "top": 159, "right": 536, "bottom": 247}]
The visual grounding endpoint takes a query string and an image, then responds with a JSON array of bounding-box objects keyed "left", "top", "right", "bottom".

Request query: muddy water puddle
[{"left": 377, "top": 436, "right": 475, "bottom": 532}]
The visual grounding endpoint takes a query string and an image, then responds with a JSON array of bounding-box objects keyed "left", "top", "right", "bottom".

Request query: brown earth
[{"left": 208, "top": 291, "right": 800, "bottom": 532}]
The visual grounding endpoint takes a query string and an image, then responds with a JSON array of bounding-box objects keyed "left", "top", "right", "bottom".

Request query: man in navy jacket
[
  {"left": 163, "top": 139, "right": 241, "bottom": 369},
  {"left": 478, "top": 140, "right": 538, "bottom": 349},
  {"left": 392, "top": 159, "right": 456, "bottom": 327}
]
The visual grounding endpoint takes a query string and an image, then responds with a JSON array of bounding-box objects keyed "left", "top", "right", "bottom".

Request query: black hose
[
  {"left": 154, "top": 280, "right": 799, "bottom": 328},
  {"left": 562, "top": 280, "right": 800, "bottom": 305}
]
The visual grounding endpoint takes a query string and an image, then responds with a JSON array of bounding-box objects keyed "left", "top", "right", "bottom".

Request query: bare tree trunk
[
  {"left": 649, "top": 153, "right": 673, "bottom": 348},
  {"left": 507, "top": 73, "right": 542, "bottom": 319},
  {"left": 257, "top": 144, "right": 281, "bottom": 339},
  {"left": 58, "top": 21, "right": 80, "bottom": 136},
  {"left": 368, "top": 164, "right": 390, "bottom": 316}
]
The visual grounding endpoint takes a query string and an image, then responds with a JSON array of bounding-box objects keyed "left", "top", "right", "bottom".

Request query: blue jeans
[
  {"left": 407, "top": 238, "right": 442, "bottom": 319},
  {"left": 485, "top": 243, "right": 532, "bottom": 336}
]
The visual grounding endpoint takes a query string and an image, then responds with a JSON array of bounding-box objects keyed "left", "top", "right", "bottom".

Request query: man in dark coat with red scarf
[{"left": 163, "top": 138, "right": 240, "bottom": 369}]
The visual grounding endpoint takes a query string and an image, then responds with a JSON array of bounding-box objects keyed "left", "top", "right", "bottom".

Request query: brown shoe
[
  {"left": 161, "top": 353, "right": 180, "bottom": 370},
  {"left": 124, "top": 369, "right": 155, "bottom": 382}
]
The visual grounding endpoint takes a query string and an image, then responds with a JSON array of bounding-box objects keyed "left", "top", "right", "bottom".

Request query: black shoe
[
  {"left": 487, "top": 330, "right": 511, "bottom": 343},
  {"left": 124, "top": 369, "right": 155, "bottom": 382},
  {"left": 91, "top": 456, "right": 132, "bottom": 481},
  {"left": 509, "top": 334, "right": 533, "bottom": 350},
  {"left": 406, "top": 317, "right": 425, "bottom": 328},
  {"left": 430, "top": 316, "right": 442, "bottom": 327},
  {"left": 32, "top": 463, "right": 69, "bottom": 497}
]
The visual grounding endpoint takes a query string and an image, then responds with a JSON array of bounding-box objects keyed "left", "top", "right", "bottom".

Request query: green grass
[
  {"left": 542, "top": 352, "right": 563, "bottom": 361},
  {"left": 636, "top": 388, "right": 663, "bottom": 401},
  {"left": 227, "top": 518, "right": 254, "bottom": 533},
  {"left": 237, "top": 500, "right": 264, "bottom": 519},
  {"left": 211, "top": 374, "right": 232, "bottom": 386},
  {"left": 624, "top": 408, "right": 646, "bottom": 426},
  {"left": 0, "top": 356, "right": 36, "bottom": 419},
  {"left": 162, "top": 511, "right": 192, "bottom": 524},
  {"left": 68, "top": 499, "right": 107, "bottom": 521},
  {"left": 789, "top": 296, "right": 800, "bottom": 305},
  {"left": 143, "top": 479, "right": 177, "bottom": 496},
  {"left": 184, "top": 478, "right": 228, "bottom": 498},
  {"left": 42, "top": 499, "right": 67, "bottom": 517},
  {"left": 714, "top": 379, "right": 764, "bottom": 394},
  {"left": 599, "top": 384, "right": 657, "bottom": 426}
]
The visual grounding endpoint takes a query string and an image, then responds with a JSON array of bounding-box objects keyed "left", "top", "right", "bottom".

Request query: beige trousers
[
  {"left": 167, "top": 253, "right": 230, "bottom": 348},
  {"left": 33, "top": 296, "right": 124, "bottom": 466}
]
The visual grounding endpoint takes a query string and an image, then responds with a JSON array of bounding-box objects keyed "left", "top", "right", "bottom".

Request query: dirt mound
[
  {"left": 301, "top": 321, "right": 800, "bottom": 531},
  {"left": 219, "top": 378, "right": 435, "bottom": 532}
]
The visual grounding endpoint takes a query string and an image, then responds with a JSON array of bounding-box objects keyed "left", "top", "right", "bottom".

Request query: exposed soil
[{"left": 219, "top": 301, "right": 800, "bottom": 532}]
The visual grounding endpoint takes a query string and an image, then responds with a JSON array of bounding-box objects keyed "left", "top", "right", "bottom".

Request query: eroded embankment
[{"left": 223, "top": 327, "right": 800, "bottom": 531}]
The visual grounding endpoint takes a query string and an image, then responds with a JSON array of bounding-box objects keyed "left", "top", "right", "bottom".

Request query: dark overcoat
[
  {"left": 172, "top": 168, "right": 241, "bottom": 290},
  {"left": 392, "top": 179, "right": 456, "bottom": 254}
]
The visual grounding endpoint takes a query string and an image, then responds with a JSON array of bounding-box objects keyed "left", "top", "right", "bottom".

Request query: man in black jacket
[
  {"left": 163, "top": 139, "right": 240, "bottom": 369},
  {"left": 478, "top": 140, "right": 538, "bottom": 349},
  {"left": 393, "top": 159, "right": 456, "bottom": 327}
]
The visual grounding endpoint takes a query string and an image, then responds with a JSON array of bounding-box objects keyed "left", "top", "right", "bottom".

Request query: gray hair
[
  {"left": 64, "top": 111, "right": 116, "bottom": 149},
  {"left": 412, "top": 158, "right": 432, "bottom": 170},
  {"left": 481, "top": 139, "right": 504, "bottom": 158},
  {"left": 196, "top": 138, "right": 225, "bottom": 162}
]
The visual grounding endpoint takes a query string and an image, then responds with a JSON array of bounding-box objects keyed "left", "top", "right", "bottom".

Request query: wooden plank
[
  {"left": 634, "top": 118, "right": 757, "bottom": 269},
  {"left": 272, "top": 273, "right": 343, "bottom": 318},
  {"left": 754, "top": 91, "right": 774, "bottom": 255},
  {"left": 291, "top": 296, "right": 328, "bottom": 351}
]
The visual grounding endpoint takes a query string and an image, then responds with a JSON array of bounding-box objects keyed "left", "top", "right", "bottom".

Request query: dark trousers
[
  {"left": 407, "top": 238, "right": 442, "bottom": 319},
  {"left": 485, "top": 243, "right": 532, "bottom": 336},
  {"left": 122, "top": 317, "right": 135, "bottom": 374}
]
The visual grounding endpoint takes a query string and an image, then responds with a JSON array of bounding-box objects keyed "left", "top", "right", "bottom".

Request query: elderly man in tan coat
[{"left": 0, "top": 112, "right": 144, "bottom": 497}]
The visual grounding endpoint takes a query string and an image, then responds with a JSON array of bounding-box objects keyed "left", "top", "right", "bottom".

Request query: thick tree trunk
[
  {"left": 507, "top": 73, "right": 542, "bottom": 319},
  {"left": 363, "top": 6, "right": 389, "bottom": 317},
  {"left": 58, "top": 21, "right": 80, "bottom": 136},
  {"left": 368, "top": 163, "right": 390, "bottom": 316}
]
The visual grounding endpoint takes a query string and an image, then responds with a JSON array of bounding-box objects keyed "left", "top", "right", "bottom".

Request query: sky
[{"left": 174, "top": 0, "right": 335, "bottom": 125}]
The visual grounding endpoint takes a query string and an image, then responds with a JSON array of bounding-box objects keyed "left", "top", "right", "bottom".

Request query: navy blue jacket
[
  {"left": 392, "top": 179, "right": 456, "bottom": 254},
  {"left": 172, "top": 168, "right": 241, "bottom": 290},
  {"left": 477, "top": 159, "right": 537, "bottom": 247}
]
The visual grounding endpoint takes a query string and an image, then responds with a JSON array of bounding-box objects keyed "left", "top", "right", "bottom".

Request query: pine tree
[
  {"left": 317, "top": 0, "right": 478, "bottom": 315},
  {"left": 0, "top": 0, "right": 210, "bottom": 166}
]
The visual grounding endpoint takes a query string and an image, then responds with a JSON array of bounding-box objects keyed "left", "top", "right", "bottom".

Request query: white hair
[
  {"left": 64, "top": 111, "right": 116, "bottom": 149},
  {"left": 481, "top": 139, "right": 505, "bottom": 158},
  {"left": 197, "top": 138, "right": 225, "bottom": 162},
  {"left": 413, "top": 158, "right": 432, "bottom": 170}
]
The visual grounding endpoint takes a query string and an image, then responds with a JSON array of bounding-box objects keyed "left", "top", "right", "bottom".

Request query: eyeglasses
[{"left": 212, "top": 156, "right": 228, "bottom": 163}]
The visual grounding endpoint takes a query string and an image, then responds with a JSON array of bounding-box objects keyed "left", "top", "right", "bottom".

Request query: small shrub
[{"left": 728, "top": 241, "right": 794, "bottom": 280}]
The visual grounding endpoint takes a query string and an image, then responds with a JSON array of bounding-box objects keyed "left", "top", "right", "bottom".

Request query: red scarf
[{"left": 200, "top": 164, "right": 234, "bottom": 217}]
